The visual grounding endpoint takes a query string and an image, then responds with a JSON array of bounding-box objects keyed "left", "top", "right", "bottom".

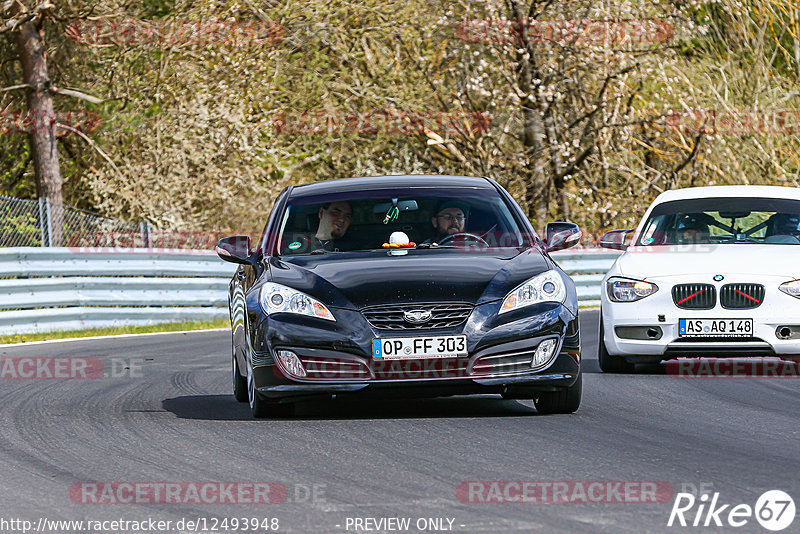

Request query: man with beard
[{"left": 424, "top": 200, "right": 469, "bottom": 244}]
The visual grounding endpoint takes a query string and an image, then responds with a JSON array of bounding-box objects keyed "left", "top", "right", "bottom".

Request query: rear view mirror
[
  {"left": 373, "top": 200, "right": 419, "bottom": 213},
  {"left": 718, "top": 211, "right": 751, "bottom": 219},
  {"left": 599, "top": 229, "right": 634, "bottom": 250},
  {"left": 216, "top": 235, "right": 253, "bottom": 264},
  {"left": 545, "top": 222, "right": 582, "bottom": 252}
]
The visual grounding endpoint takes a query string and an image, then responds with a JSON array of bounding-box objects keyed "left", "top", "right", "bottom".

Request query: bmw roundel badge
[{"left": 713, "top": 274, "right": 724, "bottom": 282}]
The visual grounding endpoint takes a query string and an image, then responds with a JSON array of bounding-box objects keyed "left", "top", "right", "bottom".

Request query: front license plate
[
  {"left": 678, "top": 318, "right": 753, "bottom": 337},
  {"left": 372, "top": 335, "right": 468, "bottom": 360}
]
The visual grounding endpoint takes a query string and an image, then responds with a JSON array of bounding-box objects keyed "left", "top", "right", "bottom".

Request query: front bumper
[
  {"left": 602, "top": 276, "right": 800, "bottom": 359},
  {"left": 248, "top": 300, "right": 580, "bottom": 401}
]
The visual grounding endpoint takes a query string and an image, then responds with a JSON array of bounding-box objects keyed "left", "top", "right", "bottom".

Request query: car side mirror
[
  {"left": 599, "top": 229, "right": 634, "bottom": 250},
  {"left": 545, "top": 222, "right": 582, "bottom": 252},
  {"left": 216, "top": 235, "right": 254, "bottom": 264}
]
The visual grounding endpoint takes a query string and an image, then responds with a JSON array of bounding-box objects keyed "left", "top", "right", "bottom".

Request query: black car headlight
[
  {"left": 607, "top": 277, "right": 658, "bottom": 302},
  {"left": 259, "top": 282, "right": 336, "bottom": 321},
  {"left": 499, "top": 269, "right": 567, "bottom": 314}
]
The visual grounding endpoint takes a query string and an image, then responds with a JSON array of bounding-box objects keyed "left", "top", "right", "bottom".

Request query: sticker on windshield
[
  {"left": 642, "top": 237, "right": 654, "bottom": 245},
  {"left": 288, "top": 241, "right": 302, "bottom": 250}
]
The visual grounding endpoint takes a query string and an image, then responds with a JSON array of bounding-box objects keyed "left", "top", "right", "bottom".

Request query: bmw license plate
[
  {"left": 372, "top": 336, "right": 467, "bottom": 360},
  {"left": 678, "top": 318, "right": 753, "bottom": 337}
]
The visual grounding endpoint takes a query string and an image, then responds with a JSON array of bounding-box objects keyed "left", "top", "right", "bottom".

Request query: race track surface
[{"left": 1, "top": 310, "right": 798, "bottom": 533}]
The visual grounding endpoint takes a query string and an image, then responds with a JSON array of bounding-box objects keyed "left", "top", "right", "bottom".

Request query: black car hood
[{"left": 267, "top": 249, "right": 551, "bottom": 309}]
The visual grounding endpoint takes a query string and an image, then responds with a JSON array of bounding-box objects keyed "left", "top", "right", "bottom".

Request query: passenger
[
  {"left": 675, "top": 217, "right": 710, "bottom": 244},
  {"left": 283, "top": 200, "right": 353, "bottom": 253}
]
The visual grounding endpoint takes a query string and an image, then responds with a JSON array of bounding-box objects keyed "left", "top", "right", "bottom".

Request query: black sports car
[{"left": 217, "top": 175, "right": 583, "bottom": 417}]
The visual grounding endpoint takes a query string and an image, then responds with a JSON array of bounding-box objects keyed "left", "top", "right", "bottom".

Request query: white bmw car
[{"left": 598, "top": 185, "right": 800, "bottom": 372}]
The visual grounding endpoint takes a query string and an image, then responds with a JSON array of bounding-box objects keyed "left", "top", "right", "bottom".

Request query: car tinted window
[
  {"left": 276, "top": 187, "right": 531, "bottom": 255},
  {"left": 636, "top": 197, "right": 800, "bottom": 245}
]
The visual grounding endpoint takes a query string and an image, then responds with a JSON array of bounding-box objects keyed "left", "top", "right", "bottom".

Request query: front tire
[
  {"left": 246, "top": 358, "right": 295, "bottom": 418},
  {"left": 598, "top": 314, "right": 635, "bottom": 373},
  {"left": 232, "top": 351, "right": 248, "bottom": 403},
  {"left": 533, "top": 373, "right": 582, "bottom": 414}
]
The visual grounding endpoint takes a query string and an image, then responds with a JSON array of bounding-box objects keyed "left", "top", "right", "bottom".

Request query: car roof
[
  {"left": 289, "top": 175, "right": 494, "bottom": 197},
  {"left": 652, "top": 185, "right": 800, "bottom": 205}
]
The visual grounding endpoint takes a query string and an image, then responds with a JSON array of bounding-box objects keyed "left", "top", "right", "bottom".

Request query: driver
[
  {"left": 769, "top": 214, "right": 800, "bottom": 239},
  {"left": 426, "top": 200, "right": 469, "bottom": 244}
]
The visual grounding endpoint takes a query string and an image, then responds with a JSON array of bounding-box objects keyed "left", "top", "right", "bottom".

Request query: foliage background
[{"left": 2, "top": 0, "right": 799, "bottom": 239}]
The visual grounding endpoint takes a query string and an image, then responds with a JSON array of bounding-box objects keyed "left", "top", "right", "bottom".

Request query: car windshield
[
  {"left": 275, "top": 187, "right": 532, "bottom": 255},
  {"left": 636, "top": 197, "right": 800, "bottom": 246}
]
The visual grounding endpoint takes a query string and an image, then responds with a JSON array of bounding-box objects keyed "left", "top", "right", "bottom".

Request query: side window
[
  {"left": 640, "top": 218, "right": 658, "bottom": 243},
  {"left": 259, "top": 188, "right": 289, "bottom": 254}
]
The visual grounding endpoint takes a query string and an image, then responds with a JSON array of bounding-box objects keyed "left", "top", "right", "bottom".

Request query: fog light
[
  {"left": 276, "top": 350, "right": 306, "bottom": 378},
  {"left": 532, "top": 339, "right": 558, "bottom": 368}
]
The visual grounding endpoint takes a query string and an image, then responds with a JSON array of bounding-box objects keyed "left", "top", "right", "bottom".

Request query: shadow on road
[{"left": 162, "top": 394, "right": 544, "bottom": 421}]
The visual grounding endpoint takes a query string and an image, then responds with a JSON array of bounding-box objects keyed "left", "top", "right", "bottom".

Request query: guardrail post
[
  {"left": 140, "top": 221, "right": 152, "bottom": 248},
  {"left": 38, "top": 197, "right": 52, "bottom": 247}
]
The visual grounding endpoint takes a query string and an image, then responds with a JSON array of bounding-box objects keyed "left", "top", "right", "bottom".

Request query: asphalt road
[{"left": 1, "top": 310, "right": 799, "bottom": 534}]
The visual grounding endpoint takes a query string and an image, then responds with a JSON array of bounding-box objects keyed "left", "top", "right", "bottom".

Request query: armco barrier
[
  {"left": 0, "top": 247, "right": 619, "bottom": 335},
  {"left": 0, "top": 248, "right": 237, "bottom": 335},
  {"left": 549, "top": 249, "right": 622, "bottom": 307}
]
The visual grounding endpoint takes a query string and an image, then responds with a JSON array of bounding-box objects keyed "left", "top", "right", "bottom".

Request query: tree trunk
[{"left": 16, "top": 18, "right": 63, "bottom": 246}]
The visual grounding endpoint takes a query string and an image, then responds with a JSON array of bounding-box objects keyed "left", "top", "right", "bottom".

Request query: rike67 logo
[{"left": 668, "top": 490, "right": 795, "bottom": 531}]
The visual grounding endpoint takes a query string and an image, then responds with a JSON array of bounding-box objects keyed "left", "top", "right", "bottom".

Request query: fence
[
  {"left": 0, "top": 247, "right": 618, "bottom": 336},
  {"left": 0, "top": 195, "right": 144, "bottom": 248}
]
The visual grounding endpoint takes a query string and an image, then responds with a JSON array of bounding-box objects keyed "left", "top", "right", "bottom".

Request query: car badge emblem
[
  {"left": 713, "top": 275, "right": 724, "bottom": 282},
  {"left": 403, "top": 309, "right": 432, "bottom": 324}
]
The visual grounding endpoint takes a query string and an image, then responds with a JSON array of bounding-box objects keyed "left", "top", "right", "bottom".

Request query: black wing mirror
[
  {"left": 216, "top": 235, "right": 253, "bottom": 264},
  {"left": 544, "top": 222, "right": 582, "bottom": 252},
  {"left": 599, "top": 229, "right": 634, "bottom": 250}
]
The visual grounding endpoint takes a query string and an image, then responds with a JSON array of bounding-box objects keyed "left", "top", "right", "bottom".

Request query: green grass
[{"left": 0, "top": 319, "right": 230, "bottom": 344}]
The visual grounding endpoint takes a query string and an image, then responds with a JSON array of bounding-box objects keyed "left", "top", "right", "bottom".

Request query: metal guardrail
[
  {"left": 0, "top": 248, "right": 236, "bottom": 335},
  {"left": 550, "top": 249, "right": 622, "bottom": 308},
  {"left": 0, "top": 247, "right": 619, "bottom": 335}
]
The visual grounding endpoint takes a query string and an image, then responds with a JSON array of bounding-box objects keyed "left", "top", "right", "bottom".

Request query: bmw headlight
[
  {"left": 259, "top": 282, "right": 336, "bottom": 321},
  {"left": 607, "top": 277, "right": 658, "bottom": 302},
  {"left": 779, "top": 280, "right": 800, "bottom": 299},
  {"left": 499, "top": 270, "right": 567, "bottom": 314}
]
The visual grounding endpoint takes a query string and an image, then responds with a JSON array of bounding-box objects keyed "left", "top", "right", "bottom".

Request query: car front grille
[
  {"left": 672, "top": 284, "right": 716, "bottom": 309},
  {"left": 362, "top": 302, "right": 473, "bottom": 331},
  {"left": 720, "top": 283, "right": 765, "bottom": 309}
]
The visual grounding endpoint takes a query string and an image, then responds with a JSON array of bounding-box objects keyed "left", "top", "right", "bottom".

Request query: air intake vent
[
  {"left": 297, "top": 356, "right": 370, "bottom": 380},
  {"left": 672, "top": 284, "right": 716, "bottom": 309},
  {"left": 720, "top": 283, "right": 764, "bottom": 309}
]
